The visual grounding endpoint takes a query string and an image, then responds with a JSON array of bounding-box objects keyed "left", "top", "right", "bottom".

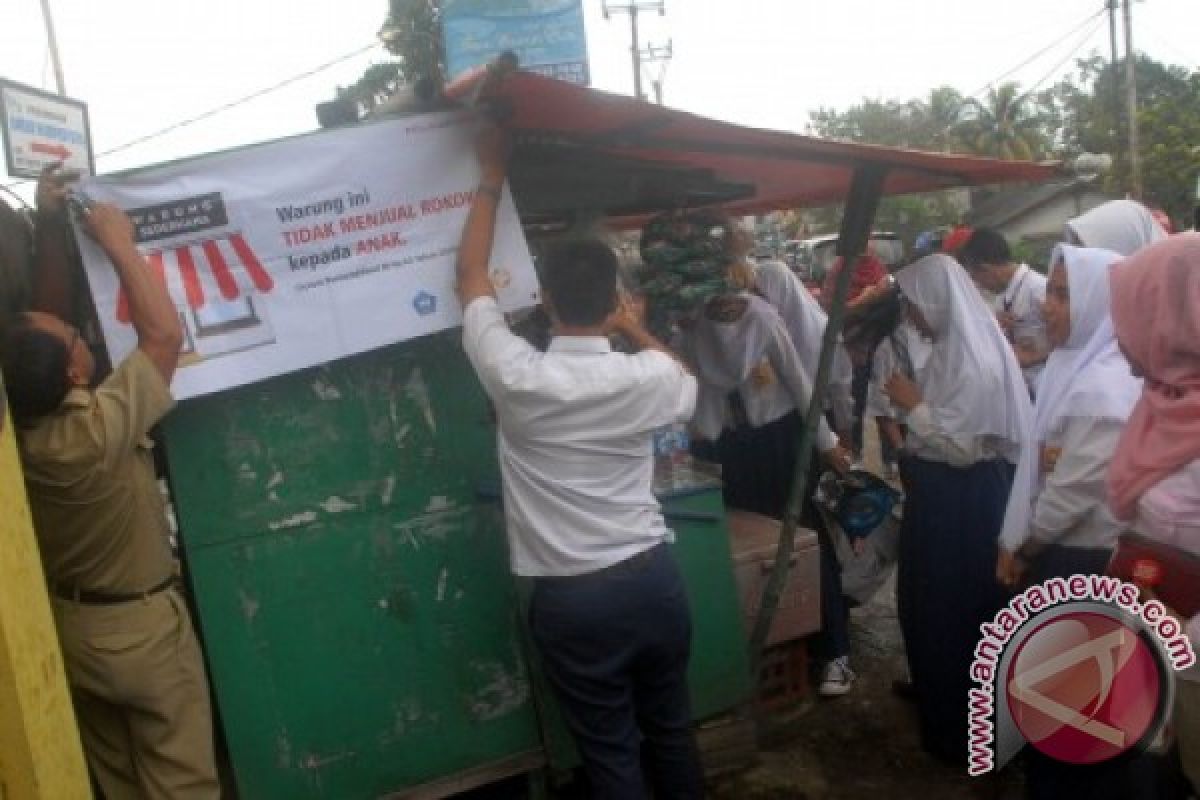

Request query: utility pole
[
  {"left": 38, "top": 0, "right": 67, "bottom": 95},
  {"left": 1107, "top": 0, "right": 1122, "bottom": 177},
  {"left": 1123, "top": 0, "right": 1142, "bottom": 198},
  {"left": 603, "top": 1, "right": 666, "bottom": 101}
]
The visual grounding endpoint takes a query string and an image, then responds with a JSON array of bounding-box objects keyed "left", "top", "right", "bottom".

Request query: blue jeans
[{"left": 529, "top": 545, "right": 703, "bottom": 799}]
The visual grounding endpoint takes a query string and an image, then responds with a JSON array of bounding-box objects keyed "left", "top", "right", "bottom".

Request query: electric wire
[
  {"left": 967, "top": 5, "right": 1108, "bottom": 98},
  {"left": 4, "top": 41, "right": 383, "bottom": 190}
]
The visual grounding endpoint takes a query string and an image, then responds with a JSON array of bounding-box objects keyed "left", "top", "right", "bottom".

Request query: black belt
[{"left": 53, "top": 576, "right": 175, "bottom": 605}]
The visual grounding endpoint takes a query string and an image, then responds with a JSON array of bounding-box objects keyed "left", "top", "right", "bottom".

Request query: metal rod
[
  {"left": 747, "top": 165, "right": 888, "bottom": 676},
  {"left": 38, "top": 0, "right": 67, "bottom": 95}
]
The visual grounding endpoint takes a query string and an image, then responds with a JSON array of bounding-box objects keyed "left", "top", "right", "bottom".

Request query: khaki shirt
[{"left": 19, "top": 349, "right": 175, "bottom": 594}]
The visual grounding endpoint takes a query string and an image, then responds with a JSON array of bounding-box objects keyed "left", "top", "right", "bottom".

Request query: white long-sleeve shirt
[
  {"left": 992, "top": 264, "right": 1048, "bottom": 394},
  {"left": 753, "top": 259, "right": 854, "bottom": 429},
  {"left": 686, "top": 295, "right": 837, "bottom": 451},
  {"left": 866, "top": 325, "right": 931, "bottom": 422},
  {"left": 905, "top": 403, "right": 1012, "bottom": 468},
  {"left": 998, "top": 415, "right": 1127, "bottom": 554},
  {"left": 462, "top": 297, "right": 697, "bottom": 577}
]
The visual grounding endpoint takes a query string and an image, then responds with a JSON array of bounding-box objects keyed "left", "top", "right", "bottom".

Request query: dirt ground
[
  {"left": 705, "top": 427, "right": 1025, "bottom": 800},
  {"left": 706, "top": 574, "right": 1024, "bottom": 800}
]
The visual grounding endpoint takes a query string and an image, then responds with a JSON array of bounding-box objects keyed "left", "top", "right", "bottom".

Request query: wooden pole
[{"left": 747, "top": 165, "right": 887, "bottom": 675}]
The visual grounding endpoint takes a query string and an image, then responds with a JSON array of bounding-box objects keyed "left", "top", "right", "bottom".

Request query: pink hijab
[{"left": 1107, "top": 234, "right": 1200, "bottom": 520}]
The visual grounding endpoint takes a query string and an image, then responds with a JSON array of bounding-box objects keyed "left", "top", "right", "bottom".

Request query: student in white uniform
[
  {"left": 751, "top": 257, "right": 855, "bottom": 440},
  {"left": 957, "top": 228, "right": 1048, "bottom": 397},
  {"left": 1107, "top": 234, "right": 1200, "bottom": 796},
  {"left": 686, "top": 288, "right": 859, "bottom": 692},
  {"left": 996, "top": 244, "right": 1141, "bottom": 586},
  {"left": 457, "top": 125, "right": 703, "bottom": 798},
  {"left": 881, "top": 253, "right": 1032, "bottom": 765},
  {"left": 865, "top": 320, "right": 931, "bottom": 478},
  {"left": 1064, "top": 198, "right": 1167, "bottom": 256},
  {"left": 991, "top": 243, "right": 1158, "bottom": 799}
]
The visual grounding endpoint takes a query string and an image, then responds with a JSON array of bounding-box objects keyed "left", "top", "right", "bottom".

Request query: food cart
[{"left": 90, "top": 71, "right": 1060, "bottom": 798}]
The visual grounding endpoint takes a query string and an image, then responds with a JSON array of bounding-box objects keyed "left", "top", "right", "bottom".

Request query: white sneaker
[{"left": 818, "top": 657, "right": 856, "bottom": 697}]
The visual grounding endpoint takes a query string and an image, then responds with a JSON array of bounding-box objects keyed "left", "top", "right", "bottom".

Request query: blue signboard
[{"left": 442, "top": 0, "right": 590, "bottom": 85}]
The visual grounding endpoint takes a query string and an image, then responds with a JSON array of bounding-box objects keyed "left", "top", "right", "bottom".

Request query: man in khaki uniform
[{"left": 1, "top": 173, "right": 219, "bottom": 799}]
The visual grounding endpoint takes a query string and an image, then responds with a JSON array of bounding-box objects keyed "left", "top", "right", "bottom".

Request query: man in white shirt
[
  {"left": 456, "top": 123, "right": 702, "bottom": 798},
  {"left": 958, "top": 229, "right": 1049, "bottom": 397}
]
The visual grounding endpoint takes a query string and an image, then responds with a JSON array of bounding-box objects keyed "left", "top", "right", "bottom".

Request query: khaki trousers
[{"left": 52, "top": 588, "right": 220, "bottom": 800}]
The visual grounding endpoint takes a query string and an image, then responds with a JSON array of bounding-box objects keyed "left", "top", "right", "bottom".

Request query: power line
[
  {"left": 96, "top": 41, "right": 382, "bottom": 160},
  {"left": 1020, "top": 16, "right": 1106, "bottom": 97},
  {"left": 968, "top": 6, "right": 1107, "bottom": 98},
  {"left": 4, "top": 40, "right": 383, "bottom": 190}
]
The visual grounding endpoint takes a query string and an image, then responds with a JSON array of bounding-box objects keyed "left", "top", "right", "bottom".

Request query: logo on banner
[
  {"left": 413, "top": 290, "right": 438, "bottom": 316},
  {"left": 120, "top": 193, "right": 277, "bottom": 363},
  {"left": 967, "top": 576, "right": 1194, "bottom": 777}
]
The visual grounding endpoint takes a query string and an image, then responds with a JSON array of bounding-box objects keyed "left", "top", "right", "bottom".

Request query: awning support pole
[{"left": 747, "top": 164, "right": 888, "bottom": 677}]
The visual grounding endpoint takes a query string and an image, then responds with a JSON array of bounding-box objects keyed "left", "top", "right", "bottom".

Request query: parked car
[{"left": 788, "top": 232, "right": 904, "bottom": 287}]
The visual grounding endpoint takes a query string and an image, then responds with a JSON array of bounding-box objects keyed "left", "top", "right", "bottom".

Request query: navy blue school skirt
[{"left": 897, "top": 455, "right": 1013, "bottom": 765}]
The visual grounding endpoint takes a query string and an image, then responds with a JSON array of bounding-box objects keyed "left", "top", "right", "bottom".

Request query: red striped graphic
[
  {"left": 202, "top": 240, "right": 240, "bottom": 300},
  {"left": 110, "top": 236, "right": 273, "bottom": 325},
  {"left": 176, "top": 246, "right": 205, "bottom": 309},
  {"left": 231, "top": 233, "right": 274, "bottom": 293}
]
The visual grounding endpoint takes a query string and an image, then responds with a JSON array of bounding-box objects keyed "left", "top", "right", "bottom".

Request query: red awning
[
  {"left": 115, "top": 233, "right": 273, "bottom": 323},
  {"left": 491, "top": 72, "right": 1063, "bottom": 221}
]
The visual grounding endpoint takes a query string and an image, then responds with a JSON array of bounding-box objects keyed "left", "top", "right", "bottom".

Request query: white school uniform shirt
[
  {"left": 866, "top": 323, "right": 931, "bottom": 422},
  {"left": 684, "top": 293, "right": 837, "bottom": 452},
  {"left": 991, "top": 263, "right": 1048, "bottom": 395},
  {"left": 999, "top": 245, "right": 1141, "bottom": 555},
  {"left": 462, "top": 297, "right": 697, "bottom": 577},
  {"left": 753, "top": 259, "right": 854, "bottom": 430},
  {"left": 1133, "top": 458, "right": 1200, "bottom": 682}
]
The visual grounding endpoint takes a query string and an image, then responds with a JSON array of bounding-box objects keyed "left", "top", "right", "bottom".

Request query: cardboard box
[{"left": 727, "top": 510, "right": 822, "bottom": 647}]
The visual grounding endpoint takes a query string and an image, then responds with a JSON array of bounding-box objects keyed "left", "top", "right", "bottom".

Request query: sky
[{"left": 2, "top": 0, "right": 1199, "bottom": 202}]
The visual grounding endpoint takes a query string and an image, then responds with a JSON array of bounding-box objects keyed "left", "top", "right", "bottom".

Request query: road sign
[{"left": 0, "top": 78, "right": 94, "bottom": 180}]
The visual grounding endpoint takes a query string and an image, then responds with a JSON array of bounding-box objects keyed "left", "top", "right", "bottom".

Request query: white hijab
[
  {"left": 753, "top": 259, "right": 853, "bottom": 388},
  {"left": 894, "top": 254, "right": 1032, "bottom": 448},
  {"left": 999, "top": 245, "right": 1143, "bottom": 548},
  {"left": 687, "top": 293, "right": 777, "bottom": 390},
  {"left": 1064, "top": 199, "right": 1167, "bottom": 256}
]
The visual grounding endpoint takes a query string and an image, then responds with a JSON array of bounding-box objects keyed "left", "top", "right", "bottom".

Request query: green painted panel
[
  {"left": 667, "top": 489, "right": 754, "bottom": 720},
  {"left": 164, "top": 332, "right": 542, "bottom": 799}
]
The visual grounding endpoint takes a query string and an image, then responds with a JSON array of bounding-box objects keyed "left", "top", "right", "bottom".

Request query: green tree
[
  {"left": 908, "top": 86, "right": 967, "bottom": 152},
  {"left": 1043, "top": 54, "right": 1200, "bottom": 223},
  {"left": 957, "top": 82, "right": 1048, "bottom": 160},
  {"left": 330, "top": 0, "right": 441, "bottom": 117},
  {"left": 1137, "top": 72, "right": 1200, "bottom": 225},
  {"left": 805, "top": 88, "right": 971, "bottom": 245}
]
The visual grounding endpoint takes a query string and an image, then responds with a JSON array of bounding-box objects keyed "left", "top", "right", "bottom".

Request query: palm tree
[
  {"left": 958, "top": 83, "right": 1047, "bottom": 160},
  {"left": 907, "top": 87, "right": 967, "bottom": 152}
]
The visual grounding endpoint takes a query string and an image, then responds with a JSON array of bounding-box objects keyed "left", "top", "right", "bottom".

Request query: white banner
[{"left": 78, "top": 112, "right": 538, "bottom": 400}]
